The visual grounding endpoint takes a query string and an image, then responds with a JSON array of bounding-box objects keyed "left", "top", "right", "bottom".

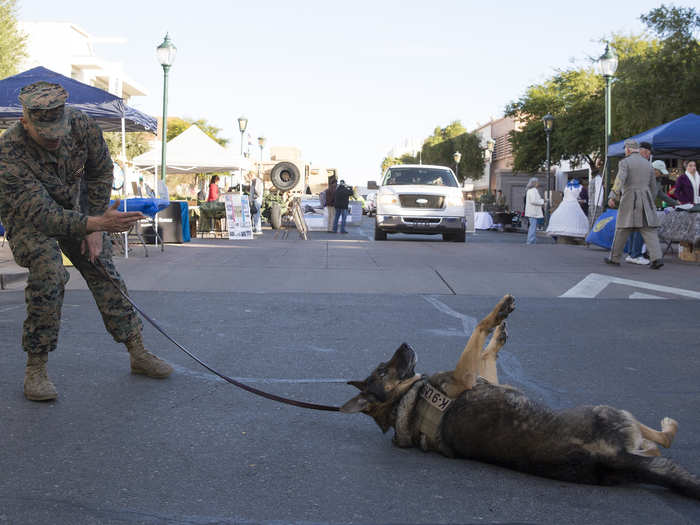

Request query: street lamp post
[
  {"left": 453, "top": 151, "right": 462, "bottom": 181},
  {"left": 484, "top": 138, "right": 495, "bottom": 192},
  {"left": 598, "top": 42, "right": 618, "bottom": 208},
  {"left": 156, "top": 34, "right": 176, "bottom": 183},
  {"left": 542, "top": 113, "right": 554, "bottom": 226},
  {"left": 237, "top": 116, "right": 248, "bottom": 195},
  {"left": 257, "top": 136, "right": 266, "bottom": 178}
]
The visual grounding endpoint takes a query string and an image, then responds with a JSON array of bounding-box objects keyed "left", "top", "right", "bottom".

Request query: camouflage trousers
[{"left": 8, "top": 230, "right": 142, "bottom": 354}]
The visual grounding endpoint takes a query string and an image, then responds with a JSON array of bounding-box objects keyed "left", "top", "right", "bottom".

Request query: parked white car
[{"left": 374, "top": 164, "right": 465, "bottom": 241}]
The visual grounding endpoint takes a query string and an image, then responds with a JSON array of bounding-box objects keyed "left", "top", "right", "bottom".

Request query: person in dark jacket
[{"left": 333, "top": 180, "right": 353, "bottom": 233}]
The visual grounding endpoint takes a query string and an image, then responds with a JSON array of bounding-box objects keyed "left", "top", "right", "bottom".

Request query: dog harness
[{"left": 415, "top": 382, "right": 454, "bottom": 452}]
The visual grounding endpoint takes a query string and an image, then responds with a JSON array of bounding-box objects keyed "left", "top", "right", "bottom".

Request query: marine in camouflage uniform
[{"left": 0, "top": 81, "right": 173, "bottom": 402}]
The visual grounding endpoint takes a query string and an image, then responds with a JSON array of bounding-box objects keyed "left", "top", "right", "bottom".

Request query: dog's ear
[
  {"left": 347, "top": 380, "right": 366, "bottom": 391},
  {"left": 340, "top": 394, "right": 369, "bottom": 414}
]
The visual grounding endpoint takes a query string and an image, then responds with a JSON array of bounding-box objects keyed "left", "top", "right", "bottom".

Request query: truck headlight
[
  {"left": 446, "top": 195, "right": 464, "bottom": 207},
  {"left": 378, "top": 194, "right": 398, "bottom": 205}
]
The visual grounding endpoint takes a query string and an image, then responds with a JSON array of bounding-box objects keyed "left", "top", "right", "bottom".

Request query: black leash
[{"left": 94, "top": 260, "right": 340, "bottom": 412}]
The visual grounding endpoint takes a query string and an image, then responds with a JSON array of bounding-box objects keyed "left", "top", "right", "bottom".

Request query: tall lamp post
[
  {"left": 257, "top": 136, "right": 266, "bottom": 178},
  {"left": 598, "top": 42, "right": 618, "bottom": 207},
  {"left": 542, "top": 113, "right": 554, "bottom": 226},
  {"left": 453, "top": 151, "right": 462, "bottom": 181},
  {"left": 156, "top": 34, "right": 176, "bottom": 184},
  {"left": 484, "top": 138, "right": 495, "bottom": 192},
  {"left": 237, "top": 116, "right": 248, "bottom": 194}
]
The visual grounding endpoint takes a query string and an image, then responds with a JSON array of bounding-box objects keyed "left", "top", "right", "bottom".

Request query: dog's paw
[
  {"left": 495, "top": 321, "right": 508, "bottom": 346},
  {"left": 661, "top": 417, "right": 679, "bottom": 435},
  {"left": 494, "top": 294, "right": 516, "bottom": 323}
]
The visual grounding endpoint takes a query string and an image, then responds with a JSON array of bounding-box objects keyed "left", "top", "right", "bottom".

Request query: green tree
[
  {"left": 421, "top": 122, "right": 484, "bottom": 182},
  {"left": 166, "top": 116, "right": 229, "bottom": 146},
  {"left": 505, "top": 5, "right": 699, "bottom": 173},
  {"left": 103, "top": 132, "right": 153, "bottom": 160},
  {"left": 0, "top": 0, "right": 26, "bottom": 79},
  {"left": 380, "top": 152, "right": 418, "bottom": 173}
]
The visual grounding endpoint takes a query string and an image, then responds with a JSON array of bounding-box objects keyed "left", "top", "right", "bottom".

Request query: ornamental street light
[
  {"left": 257, "top": 136, "right": 266, "bottom": 177},
  {"left": 156, "top": 33, "right": 176, "bottom": 183},
  {"left": 453, "top": 151, "right": 462, "bottom": 181},
  {"left": 598, "top": 42, "right": 618, "bottom": 208},
  {"left": 237, "top": 116, "right": 248, "bottom": 194},
  {"left": 542, "top": 113, "right": 554, "bottom": 226}
]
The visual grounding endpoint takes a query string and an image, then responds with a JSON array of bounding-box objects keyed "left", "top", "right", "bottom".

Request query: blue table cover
[{"left": 109, "top": 198, "right": 170, "bottom": 217}]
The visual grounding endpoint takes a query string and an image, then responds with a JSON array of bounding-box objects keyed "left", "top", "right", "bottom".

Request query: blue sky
[{"left": 20, "top": 0, "right": 666, "bottom": 185}]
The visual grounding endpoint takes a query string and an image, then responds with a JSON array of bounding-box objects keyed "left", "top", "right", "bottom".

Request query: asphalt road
[{"left": 1, "top": 218, "right": 699, "bottom": 524}]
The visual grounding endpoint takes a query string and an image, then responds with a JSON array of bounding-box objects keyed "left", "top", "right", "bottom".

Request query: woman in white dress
[{"left": 546, "top": 179, "right": 590, "bottom": 238}]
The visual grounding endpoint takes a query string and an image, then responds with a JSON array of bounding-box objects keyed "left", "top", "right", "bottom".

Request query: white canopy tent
[{"left": 132, "top": 125, "right": 251, "bottom": 174}]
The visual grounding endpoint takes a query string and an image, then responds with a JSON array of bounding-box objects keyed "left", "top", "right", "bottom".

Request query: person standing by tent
[
  {"left": 325, "top": 176, "right": 337, "bottom": 232},
  {"left": 673, "top": 160, "right": 699, "bottom": 205},
  {"left": 207, "top": 174, "right": 220, "bottom": 202},
  {"left": 0, "top": 81, "right": 174, "bottom": 402},
  {"left": 250, "top": 174, "right": 264, "bottom": 235},
  {"left": 605, "top": 139, "right": 664, "bottom": 269}
]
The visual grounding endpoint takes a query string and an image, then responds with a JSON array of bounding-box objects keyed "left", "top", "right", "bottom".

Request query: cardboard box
[{"left": 678, "top": 242, "right": 700, "bottom": 262}]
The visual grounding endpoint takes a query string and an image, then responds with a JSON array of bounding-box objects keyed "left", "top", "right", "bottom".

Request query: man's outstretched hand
[{"left": 86, "top": 199, "right": 146, "bottom": 233}]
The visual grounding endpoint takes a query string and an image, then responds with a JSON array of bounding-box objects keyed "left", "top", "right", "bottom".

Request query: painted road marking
[
  {"left": 560, "top": 273, "right": 700, "bottom": 299},
  {"left": 629, "top": 292, "right": 665, "bottom": 300}
]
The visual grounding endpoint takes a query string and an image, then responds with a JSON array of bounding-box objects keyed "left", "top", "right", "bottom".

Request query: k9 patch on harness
[{"left": 420, "top": 384, "right": 453, "bottom": 411}]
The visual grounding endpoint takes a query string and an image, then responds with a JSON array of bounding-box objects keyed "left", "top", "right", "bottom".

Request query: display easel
[{"left": 291, "top": 197, "right": 309, "bottom": 240}]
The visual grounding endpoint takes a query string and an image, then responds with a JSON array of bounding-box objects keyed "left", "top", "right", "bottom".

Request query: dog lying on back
[{"left": 341, "top": 295, "right": 700, "bottom": 500}]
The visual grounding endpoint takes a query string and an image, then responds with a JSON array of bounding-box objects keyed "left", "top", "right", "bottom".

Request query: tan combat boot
[
  {"left": 24, "top": 352, "right": 58, "bottom": 401},
  {"left": 126, "top": 334, "right": 173, "bottom": 378}
]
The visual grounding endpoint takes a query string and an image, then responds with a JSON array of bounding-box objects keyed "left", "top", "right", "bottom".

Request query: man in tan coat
[{"left": 605, "top": 139, "right": 664, "bottom": 269}]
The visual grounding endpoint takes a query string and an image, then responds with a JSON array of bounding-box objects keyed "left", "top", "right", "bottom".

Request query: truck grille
[
  {"left": 399, "top": 194, "right": 444, "bottom": 208},
  {"left": 403, "top": 217, "right": 441, "bottom": 224}
]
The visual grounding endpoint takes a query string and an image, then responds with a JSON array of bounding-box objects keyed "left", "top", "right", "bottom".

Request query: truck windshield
[{"left": 383, "top": 167, "right": 458, "bottom": 187}]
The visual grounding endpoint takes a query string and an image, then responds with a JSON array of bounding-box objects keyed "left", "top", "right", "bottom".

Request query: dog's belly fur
[{"left": 435, "top": 382, "right": 639, "bottom": 484}]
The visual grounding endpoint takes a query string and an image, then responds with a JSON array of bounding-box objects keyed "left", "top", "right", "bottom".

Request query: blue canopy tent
[
  {"left": 608, "top": 113, "right": 700, "bottom": 159},
  {"left": 0, "top": 66, "right": 157, "bottom": 133}
]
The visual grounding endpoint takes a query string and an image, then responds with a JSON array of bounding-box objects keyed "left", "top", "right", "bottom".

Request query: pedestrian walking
[
  {"left": 605, "top": 139, "right": 664, "bottom": 269},
  {"left": 0, "top": 81, "right": 174, "bottom": 402},
  {"left": 332, "top": 179, "right": 353, "bottom": 234},
  {"left": 524, "top": 177, "right": 544, "bottom": 244}
]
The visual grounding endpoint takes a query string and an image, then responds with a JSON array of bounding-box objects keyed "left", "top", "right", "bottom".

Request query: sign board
[
  {"left": 464, "top": 200, "right": 476, "bottom": 233},
  {"left": 223, "top": 193, "right": 253, "bottom": 240}
]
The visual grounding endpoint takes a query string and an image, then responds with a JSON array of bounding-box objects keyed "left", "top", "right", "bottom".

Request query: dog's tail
[{"left": 611, "top": 454, "right": 700, "bottom": 500}]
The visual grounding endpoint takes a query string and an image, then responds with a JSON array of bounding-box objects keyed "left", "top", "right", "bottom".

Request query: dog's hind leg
[
  {"left": 479, "top": 321, "right": 507, "bottom": 384},
  {"left": 638, "top": 417, "right": 679, "bottom": 449},
  {"left": 453, "top": 295, "right": 515, "bottom": 395}
]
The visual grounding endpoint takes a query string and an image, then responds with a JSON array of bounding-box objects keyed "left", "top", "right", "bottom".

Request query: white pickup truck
[{"left": 374, "top": 164, "right": 466, "bottom": 241}]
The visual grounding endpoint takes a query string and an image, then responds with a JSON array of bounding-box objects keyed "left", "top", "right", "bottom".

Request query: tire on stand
[{"left": 270, "top": 162, "right": 301, "bottom": 191}]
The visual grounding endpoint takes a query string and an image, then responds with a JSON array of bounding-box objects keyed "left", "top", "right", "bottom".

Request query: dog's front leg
[{"left": 452, "top": 295, "right": 515, "bottom": 395}]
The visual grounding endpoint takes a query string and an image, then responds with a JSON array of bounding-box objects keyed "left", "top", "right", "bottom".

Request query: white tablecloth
[{"left": 474, "top": 212, "right": 494, "bottom": 230}]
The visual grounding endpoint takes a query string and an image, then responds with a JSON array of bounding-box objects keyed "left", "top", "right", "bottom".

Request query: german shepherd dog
[{"left": 341, "top": 295, "right": 700, "bottom": 500}]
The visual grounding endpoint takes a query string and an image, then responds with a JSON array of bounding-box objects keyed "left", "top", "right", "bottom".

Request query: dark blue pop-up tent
[
  {"left": 0, "top": 66, "right": 157, "bottom": 133},
  {"left": 608, "top": 113, "right": 700, "bottom": 159}
]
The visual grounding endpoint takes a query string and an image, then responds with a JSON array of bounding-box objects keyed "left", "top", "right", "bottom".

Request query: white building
[{"left": 18, "top": 21, "right": 147, "bottom": 103}]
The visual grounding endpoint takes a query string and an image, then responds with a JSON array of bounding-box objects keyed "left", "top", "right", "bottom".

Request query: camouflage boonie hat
[{"left": 18, "top": 81, "right": 70, "bottom": 140}]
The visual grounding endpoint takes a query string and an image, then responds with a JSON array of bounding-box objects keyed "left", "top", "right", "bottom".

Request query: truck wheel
[
  {"left": 270, "top": 162, "right": 300, "bottom": 191},
  {"left": 374, "top": 223, "right": 387, "bottom": 241},
  {"left": 271, "top": 203, "right": 282, "bottom": 229},
  {"left": 442, "top": 232, "right": 453, "bottom": 241},
  {"left": 453, "top": 228, "right": 466, "bottom": 242}
]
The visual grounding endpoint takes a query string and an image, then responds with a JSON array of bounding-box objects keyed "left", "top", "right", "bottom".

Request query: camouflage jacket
[{"left": 0, "top": 107, "right": 113, "bottom": 240}]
